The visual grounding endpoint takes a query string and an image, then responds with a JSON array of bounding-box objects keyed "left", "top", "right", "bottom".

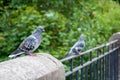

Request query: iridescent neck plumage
[
  {"left": 32, "top": 29, "right": 42, "bottom": 39},
  {"left": 80, "top": 38, "right": 84, "bottom": 41}
]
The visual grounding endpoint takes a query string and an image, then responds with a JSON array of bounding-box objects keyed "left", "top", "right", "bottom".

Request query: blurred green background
[{"left": 0, "top": 0, "right": 120, "bottom": 62}]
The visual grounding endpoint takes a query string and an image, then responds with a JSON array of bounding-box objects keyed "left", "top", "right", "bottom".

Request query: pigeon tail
[{"left": 8, "top": 49, "right": 24, "bottom": 58}]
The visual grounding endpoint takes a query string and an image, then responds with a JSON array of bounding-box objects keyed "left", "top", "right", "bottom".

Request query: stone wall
[{"left": 0, "top": 53, "right": 65, "bottom": 80}]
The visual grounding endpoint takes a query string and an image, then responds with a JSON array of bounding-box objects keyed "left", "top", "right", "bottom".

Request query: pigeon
[
  {"left": 8, "top": 26, "right": 45, "bottom": 58},
  {"left": 65, "top": 34, "right": 85, "bottom": 57}
]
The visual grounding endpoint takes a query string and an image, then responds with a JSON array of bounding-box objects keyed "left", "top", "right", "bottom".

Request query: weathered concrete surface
[
  {"left": 109, "top": 32, "right": 120, "bottom": 46},
  {"left": 109, "top": 32, "right": 120, "bottom": 79},
  {"left": 0, "top": 53, "right": 65, "bottom": 80}
]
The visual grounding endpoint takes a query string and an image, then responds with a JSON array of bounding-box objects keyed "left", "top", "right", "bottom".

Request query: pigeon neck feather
[{"left": 32, "top": 30, "right": 42, "bottom": 39}]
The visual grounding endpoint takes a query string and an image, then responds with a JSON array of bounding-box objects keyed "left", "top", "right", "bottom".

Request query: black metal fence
[{"left": 61, "top": 40, "right": 120, "bottom": 80}]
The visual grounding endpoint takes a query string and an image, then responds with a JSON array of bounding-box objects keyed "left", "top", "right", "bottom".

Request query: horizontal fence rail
[{"left": 61, "top": 40, "right": 120, "bottom": 80}]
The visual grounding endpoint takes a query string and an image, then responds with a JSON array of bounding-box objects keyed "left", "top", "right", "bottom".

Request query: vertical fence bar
[
  {"left": 116, "top": 47, "right": 118, "bottom": 80},
  {"left": 113, "top": 50, "right": 116, "bottom": 80},
  {"left": 103, "top": 47, "right": 105, "bottom": 80},
  {"left": 113, "top": 50, "right": 115, "bottom": 80},
  {"left": 110, "top": 49, "right": 113, "bottom": 80},
  {"left": 114, "top": 42, "right": 118, "bottom": 80},
  {"left": 70, "top": 59, "right": 73, "bottom": 80},
  {"left": 93, "top": 62, "right": 96, "bottom": 80},
  {"left": 101, "top": 58, "right": 104, "bottom": 80},
  {"left": 116, "top": 47, "right": 119, "bottom": 80},
  {"left": 75, "top": 71, "right": 79, "bottom": 80},
  {"left": 85, "top": 66, "right": 88, "bottom": 80},
  {"left": 117, "top": 47, "right": 118, "bottom": 80},
  {"left": 109, "top": 47, "right": 111, "bottom": 80},
  {"left": 113, "top": 49, "right": 115, "bottom": 80},
  {"left": 105, "top": 55, "right": 107, "bottom": 80},
  {"left": 80, "top": 55, "right": 84, "bottom": 80},
  {"left": 92, "top": 62, "right": 94, "bottom": 80},
  {"left": 115, "top": 51, "right": 118, "bottom": 80},
  {"left": 106, "top": 46, "right": 110, "bottom": 80},
  {"left": 102, "top": 47, "right": 105, "bottom": 80},
  {"left": 101, "top": 51, "right": 103, "bottom": 80},
  {"left": 90, "top": 51, "right": 92, "bottom": 80},
  {"left": 114, "top": 50, "right": 116, "bottom": 80},
  {"left": 100, "top": 58, "right": 102, "bottom": 80},
  {"left": 96, "top": 50, "right": 99, "bottom": 80},
  {"left": 95, "top": 61, "right": 98, "bottom": 80},
  {"left": 102, "top": 56, "right": 105, "bottom": 80}
]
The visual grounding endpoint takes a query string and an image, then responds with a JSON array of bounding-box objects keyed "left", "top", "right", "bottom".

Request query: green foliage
[
  {"left": 0, "top": 0, "right": 120, "bottom": 62},
  {"left": 97, "top": 0, "right": 120, "bottom": 32}
]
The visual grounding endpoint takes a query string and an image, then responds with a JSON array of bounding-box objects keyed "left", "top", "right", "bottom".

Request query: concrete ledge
[
  {"left": 109, "top": 32, "right": 120, "bottom": 46},
  {"left": 0, "top": 53, "right": 65, "bottom": 80}
]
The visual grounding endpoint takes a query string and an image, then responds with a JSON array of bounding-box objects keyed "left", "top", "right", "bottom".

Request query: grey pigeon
[
  {"left": 8, "top": 26, "right": 45, "bottom": 58},
  {"left": 65, "top": 34, "right": 85, "bottom": 57}
]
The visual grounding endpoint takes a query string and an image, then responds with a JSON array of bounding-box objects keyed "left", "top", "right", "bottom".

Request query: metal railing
[{"left": 61, "top": 40, "right": 120, "bottom": 80}]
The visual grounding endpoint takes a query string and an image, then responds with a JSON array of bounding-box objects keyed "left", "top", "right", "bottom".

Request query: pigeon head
[
  {"left": 80, "top": 34, "right": 85, "bottom": 40},
  {"left": 33, "top": 26, "right": 45, "bottom": 34},
  {"left": 36, "top": 26, "right": 45, "bottom": 32}
]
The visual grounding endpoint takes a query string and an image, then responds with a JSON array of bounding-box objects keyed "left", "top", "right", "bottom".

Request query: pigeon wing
[
  {"left": 19, "top": 36, "right": 37, "bottom": 52},
  {"left": 76, "top": 41, "right": 85, "bottom": 51}
]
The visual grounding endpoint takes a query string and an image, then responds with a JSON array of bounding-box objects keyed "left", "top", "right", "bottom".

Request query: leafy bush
[
  {"left": 0, "top": 0, "right": 120, "bottom": 61},
  {"left": 0, "top": 6, "right": 40, "bottom": 55}
]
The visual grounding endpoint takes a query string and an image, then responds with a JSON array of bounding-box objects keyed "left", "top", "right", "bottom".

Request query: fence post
[
  {"left": 109, "top": 32, "right": 120, "bottom": 80},
  {"left": 0, "top": 53, "right": 65, "bottom": 80}
]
